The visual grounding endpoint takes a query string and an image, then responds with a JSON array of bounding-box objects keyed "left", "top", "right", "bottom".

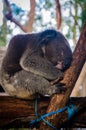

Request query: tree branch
[
  {"left": 39, "top": 22, "right": 86, "bottom": 129},
  {"left": 25, "top": 0, "right": 36, "bottom": 32},
  {"left": 55, "top": 0, "right": 62, "bottom": 30},
  {"left": 0, "top": 96, "right": 85, "bottom": 128},
  {"left": 3, "top": 0, "right": 36, "bottom": 32}
]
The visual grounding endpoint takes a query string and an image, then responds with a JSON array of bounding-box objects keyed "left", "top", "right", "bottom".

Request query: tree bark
[
  {"left": 39, "top": 22, "right": 86, "bottom": 129},
  {"left": 55, "top": 0, "right": 62, "bottom": 30},
  {"left": 0, "top": 96, "right": 85, "bottom": 128}
]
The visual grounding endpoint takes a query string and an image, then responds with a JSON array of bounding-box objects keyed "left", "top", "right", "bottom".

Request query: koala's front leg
[{"left": 20, "top": 50, "right": 63, "bottom": 81}]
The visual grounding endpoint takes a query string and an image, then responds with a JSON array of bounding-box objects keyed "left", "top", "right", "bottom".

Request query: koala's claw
[
  {"left": 55, "top": 83, "right": 66, "bottom": 94},
  {"left": 45, "top": 82, "right": 66, "bottom": 96}
]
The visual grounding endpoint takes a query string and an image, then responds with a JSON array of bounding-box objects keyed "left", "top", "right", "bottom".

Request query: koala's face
[{"left": 43, "top": 41, "right": 72, "bottom": 71}]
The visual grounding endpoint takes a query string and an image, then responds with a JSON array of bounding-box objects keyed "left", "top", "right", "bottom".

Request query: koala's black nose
[{"left": 55, "top": 61, "right": 63, "bottom": 70}]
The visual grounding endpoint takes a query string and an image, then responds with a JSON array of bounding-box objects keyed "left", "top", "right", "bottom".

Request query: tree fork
[{"left": 39, "top": 22, "right": 86, "bottom": 129}]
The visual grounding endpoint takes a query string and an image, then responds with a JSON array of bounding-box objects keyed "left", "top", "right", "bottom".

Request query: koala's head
[{"left": 42, "top": 40, "right": 72, "bottom": 71}]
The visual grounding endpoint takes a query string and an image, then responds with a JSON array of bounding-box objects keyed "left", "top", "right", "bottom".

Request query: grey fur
[{"left": 0, "top": 29, "right": 72, "bottom": 99}]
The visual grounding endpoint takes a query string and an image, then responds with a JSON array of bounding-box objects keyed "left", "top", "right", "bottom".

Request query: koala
[{"left": 0, "top": 29, "right": 72, "bottom": 99}]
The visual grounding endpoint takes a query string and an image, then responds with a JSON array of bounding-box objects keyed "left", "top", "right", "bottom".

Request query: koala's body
[{"left": 0, "top": 29, "right": 72, "bottom": 99}]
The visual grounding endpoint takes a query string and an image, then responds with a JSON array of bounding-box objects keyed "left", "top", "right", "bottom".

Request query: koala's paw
[
  {"left": 55, "top": 83, "right": 66, "bottom": 94},
  {"left": 46, "top": 83, "right": 66, "bottom": 96}
]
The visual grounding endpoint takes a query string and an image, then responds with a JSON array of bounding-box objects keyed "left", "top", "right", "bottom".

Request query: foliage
[
  {"left": 11, "top": 3, "right": 26, "bottom": 22},
  {"left": 60, "top": 0, "right": 86, "bottom": 46},
  {"left": 0, "top": 25, "right": 6, "bottom": 46},
  {"left": 33, "top": 0, "right": 56, "bottom": 31},
  {"left": 11, "top": 3, "right": 24, "bottom": 15},
  {"left": 78, "top": 0, "right": 86, "bottom": 26},
  {"left": 0, "top": 0, "right": 86, "bottom": 46}
]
